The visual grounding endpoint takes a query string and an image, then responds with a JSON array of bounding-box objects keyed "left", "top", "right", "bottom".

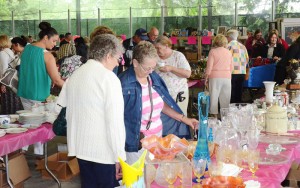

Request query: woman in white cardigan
[{"left": 58, "top": 34, "right": 126, "bottom": 188}]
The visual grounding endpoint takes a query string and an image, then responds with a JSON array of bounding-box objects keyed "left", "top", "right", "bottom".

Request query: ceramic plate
[
  {"left": 5, "top": 128, "right": 28, "bottom": 134},
  {"left": 21, "top": 124, "right": 40, "bottom": 129},
  {"left": 0, "top": 124, "right": 20, "bottom": 129},
  {"left": 16, "top": 110, "right": 32, "bottom": 114},
  {"left": 0, "top": 130, "right": 6, "bottom": 137},
  {"left": 19, "top": 113, "right": 44, "bottom": 117}
]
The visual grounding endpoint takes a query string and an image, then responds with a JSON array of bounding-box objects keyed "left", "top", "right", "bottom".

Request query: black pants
[
  {"left": 231, "top": 74, "right": 245, "bottom": 103},
  {"left": 78, "top": 159, "right": 119, "bottom": 188}
]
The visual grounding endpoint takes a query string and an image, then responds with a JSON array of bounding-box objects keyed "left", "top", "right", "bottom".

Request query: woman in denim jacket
[{"left": 118, "top": 41, "right": 198, "bottom": 164}]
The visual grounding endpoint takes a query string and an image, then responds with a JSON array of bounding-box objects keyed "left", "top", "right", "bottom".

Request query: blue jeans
[{"left": 78, "top": 159, "right": 119, "bottom": 188}]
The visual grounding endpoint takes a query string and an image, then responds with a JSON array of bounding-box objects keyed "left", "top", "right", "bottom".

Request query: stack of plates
[{"left": 19, "top": 113, "right": 45, "bottom": 125}]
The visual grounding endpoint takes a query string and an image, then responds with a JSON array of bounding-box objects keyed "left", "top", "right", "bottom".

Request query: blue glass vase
[{"left": 193, "top": 92, "right": 211, "bottom": 163}]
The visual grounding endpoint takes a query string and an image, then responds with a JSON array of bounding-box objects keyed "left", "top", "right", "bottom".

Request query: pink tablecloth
[
  {"left": 188, "top": 79, "right": 205, "bottom": 88},
  {"left": 152, "top": 130, "right": 300, "bottom": 188},
  {"left": 0, "top": 123, "right": 55, "bottom": 156}
]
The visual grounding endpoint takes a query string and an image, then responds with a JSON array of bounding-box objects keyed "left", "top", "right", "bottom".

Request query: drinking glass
[
  {"left": 161, "top": 163, "right": 179, "bottom": 187},
  {"left": 192, "top": 159, "right": 207, "bottom": 183},
  {"left": 220, "top": 108, "right": 229, "bottom": 121},
  {"left": 247, "top": 150, "right": 260, "bottom": 178},
  {"left": 208, "top": 161, "right": 220, "bottom": 177},
  {"left": 247, "top": 128, "right": 260, "bottom": 150}
]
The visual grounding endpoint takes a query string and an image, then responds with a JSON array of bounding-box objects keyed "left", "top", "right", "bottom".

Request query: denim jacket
[{"left": 118, "top": 66, "right": 191, "bottom": 152}]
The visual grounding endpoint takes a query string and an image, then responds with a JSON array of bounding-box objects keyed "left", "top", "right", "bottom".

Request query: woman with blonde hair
[
  {"left": 154, "top": 36, "right": 191, "bottom": 115},
  {"left": 205, "top": 34, "right": 233, "bottom": 116},
  {"left": 0, "top": 35, "right": 24, "bottom": 114}
]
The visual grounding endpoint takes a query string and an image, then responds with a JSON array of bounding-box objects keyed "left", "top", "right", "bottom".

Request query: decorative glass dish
[
  {"left": 259, "top": 134, "right": 300, "bottom": 145},
  {"left": 202, "top": 176, "right": 245, "bottom": 188},
  {"left": 141, "top": 134, "right": 189, "bottom": 160},
  {"left": 259, "top": 151, "right": 289, "bottom": 165}
]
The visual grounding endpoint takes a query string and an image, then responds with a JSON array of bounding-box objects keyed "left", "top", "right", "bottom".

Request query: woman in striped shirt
[{"left": 119, "top": 41, "right": 198, "bottom": 164}]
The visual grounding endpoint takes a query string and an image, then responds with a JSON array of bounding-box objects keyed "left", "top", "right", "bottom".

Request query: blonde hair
[
  {"left": 212, "top": 34, "right": 228, "bottom": 48},
  {"left": 90, "top": 26, "right": 115, "bottom": 42},
  {"left": 0, "top": 35, "right": 11, "bottom": 50},
  {"left": 154, "top": 35, "right": 172, "bottom": 48}
]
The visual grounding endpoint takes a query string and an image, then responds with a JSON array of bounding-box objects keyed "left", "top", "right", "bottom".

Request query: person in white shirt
[
  {"left": 154, "top": 36, "right": 192, "bottom": 115},
  {"left": 59, "top": 34, "right": 126, "bottom": 188}
]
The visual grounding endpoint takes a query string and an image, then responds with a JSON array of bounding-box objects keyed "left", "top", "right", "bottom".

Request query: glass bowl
[
  {"left": 141, "top": 134, "right": 189, "bottom": 160},
  {"left": 202, "top": 176, "right": 245, "bottom": 188}
]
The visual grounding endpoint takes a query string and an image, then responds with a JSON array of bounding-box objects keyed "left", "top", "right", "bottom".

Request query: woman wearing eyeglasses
[
  {"left": 118, "top": 41, "right": 198, "bottom": 164},
  {"left": 154, "top": 36, "right": 191, "bottom": 115}
]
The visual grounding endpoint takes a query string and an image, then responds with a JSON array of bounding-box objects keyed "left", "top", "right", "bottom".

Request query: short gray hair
[
  {"left": 226, "top": 29, "right": 239, "bottom": 40},
  {"left": 88, "top": 34, "right": 124, "bottom": 62},
  {"left": 132, "top": 41, "right": 159, "bottom": 64}
]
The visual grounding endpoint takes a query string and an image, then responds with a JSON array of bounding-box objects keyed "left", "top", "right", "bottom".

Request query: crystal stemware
[
  {"left": 247, "top": 128, "right": 260, "bottom": 150},
  {"left": 248, "top": 150, "right": 260, "bottom": 178},
  {"left": 192, "top": 159, "right": 207, "bottom": 183}
]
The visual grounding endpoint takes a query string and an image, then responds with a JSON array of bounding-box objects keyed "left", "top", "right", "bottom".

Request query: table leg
[
  {"left": 43, "top": 142, "right": 61, "bottom": 188},
  {"left": 5, "top": 154, "right": 14, "bottom": 188}
]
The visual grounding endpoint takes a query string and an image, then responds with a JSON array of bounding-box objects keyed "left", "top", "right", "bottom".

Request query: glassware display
[
  {"left": 192, "top": 159, "right": 207, "bottom": 183},
  {"left": 247, "top": 150, "right": 260, "bottom": 178}
]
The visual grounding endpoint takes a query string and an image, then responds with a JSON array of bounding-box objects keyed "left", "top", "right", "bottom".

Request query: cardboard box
[
  {"left": 282, "top": 161, "right": 300, "bottom": 187},
  {"left": 0, "top": 153, "right": 31, "bottom": 188},
  {"left": 36, "top": 152, "right": 79, "bottom": 181},
  {"left": 185, "top": 52, "right": 198, "bottom": 60}
]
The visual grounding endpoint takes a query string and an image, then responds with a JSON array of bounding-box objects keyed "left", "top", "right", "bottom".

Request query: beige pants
[{"left": 209, "top": 78, "right": 231, "bottom": 115}]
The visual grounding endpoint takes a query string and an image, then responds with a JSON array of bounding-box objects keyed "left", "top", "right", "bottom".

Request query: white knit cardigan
[{"left": 59, "top": 59, "right": 126, "bottom": 164}]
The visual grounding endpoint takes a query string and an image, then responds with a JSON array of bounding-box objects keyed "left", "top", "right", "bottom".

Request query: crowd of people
[{"left": 1, "top": 21, "right": 300, "bottom": 187}]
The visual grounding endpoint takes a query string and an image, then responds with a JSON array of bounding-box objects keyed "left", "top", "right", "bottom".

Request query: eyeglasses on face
[
  {"left": 139, "top": 63, "right": 156, "bottom": 72},
  {"left": 115, "top": 56, "right": 123, "bottom": 64}
]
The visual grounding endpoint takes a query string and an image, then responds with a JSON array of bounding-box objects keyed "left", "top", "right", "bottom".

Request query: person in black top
[
  {"left": 252, "top": 31, "right": 285, "bottom": 61},
  {"left": 74, "top": 37, "right": 88, "bottom": 59},
  {"left": 274, "top": 36, "right": 300, "bottom": 85}
]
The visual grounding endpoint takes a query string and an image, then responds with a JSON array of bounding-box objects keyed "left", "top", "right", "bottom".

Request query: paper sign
[
  {"left": 120, "top": 34, "right": 126, "bottom": 41},
  {"left": 202, "top": 36, "right": 211, "bottom": 45},
  {"left": 170, "top": 37, "right": 178, "bottom": 44},
  {"left": 187, "top": 36, "right": 197, "bottom": 44}
]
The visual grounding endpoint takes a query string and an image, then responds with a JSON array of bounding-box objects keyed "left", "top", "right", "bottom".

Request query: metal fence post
[{"left": 12, "top": 11, "right": 15, "bottom": 37}]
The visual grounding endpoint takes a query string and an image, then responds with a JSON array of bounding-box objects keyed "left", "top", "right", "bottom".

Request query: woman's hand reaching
[{"left": 182, "top": 116, "right": 199, "bottom": 130}]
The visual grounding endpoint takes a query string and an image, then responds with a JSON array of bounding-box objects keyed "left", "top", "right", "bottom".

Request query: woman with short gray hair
[
  {"left": 119, "top": 41, "right": 198, "bottom": 164},
  {"left": 59, "top": 34, "right": 126, "bottom": 188}
]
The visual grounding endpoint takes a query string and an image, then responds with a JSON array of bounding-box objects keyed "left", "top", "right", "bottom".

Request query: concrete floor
[{"left": 23, "top": 136, "right": 81, "bottom": 188}]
